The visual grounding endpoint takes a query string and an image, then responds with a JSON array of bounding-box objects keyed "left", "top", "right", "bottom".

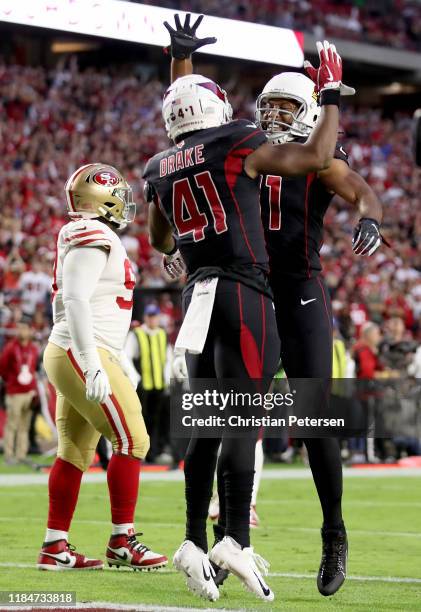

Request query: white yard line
[
  {"left": 256, "top": 499, "right": 421, "bottom": 507},
  {"left": 5, "top": 492, "right": 421, "bottom": 510},
  {"left": 1, "top": 562, "right": 420, "bottom": 585},
  {"left": 0, "top": 562, "right": 176, "bottom": 573},
  {"left": 1, "top": 516, "right": 420, "bottom": 540},
  {"left": 1, "top": 466, "right": 420, "bottom": 487},
  {"left": 269, "top": 572, "right": 421, "bottom": 584},
  {"left": 281, "top": 527, "right": 421, "bottom": 538}
]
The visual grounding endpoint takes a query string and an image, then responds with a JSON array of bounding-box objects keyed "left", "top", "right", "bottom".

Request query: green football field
[{"left": 0, "top": 466, "right": 420, "bottom": 611}]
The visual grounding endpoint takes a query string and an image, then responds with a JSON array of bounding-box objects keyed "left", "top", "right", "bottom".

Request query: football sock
[
  {"left": 220, "top": 436, "right": 257, "bottom": 548},
  {"left": 305, "top": 438, "right": 343, "bottom": 529},
  {"left": 224, "top": 469, "right": 254, "bottom": 548},
  {"left": 44, "top": 528, "right": 68, "bottom": 544},
  {"left": 107, "top": 454, "right": 140, "bottom": 525},
  {"left": 184, "top": 437, "right": 220, "bottom": 553},
  {"left": 251, "top": 438, "right": 264, "bottom": 507},
  {"left": 112, "top": 523, "right": 135, "bottom": 536},
  {"left": 47, "top": 458, "right": 83, "bottom": 532},
  {"left": 213, "top": 522, "right": 225, "bottom": 546}
]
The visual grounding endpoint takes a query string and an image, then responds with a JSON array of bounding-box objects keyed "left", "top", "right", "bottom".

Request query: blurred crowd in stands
[
  {"left": 0, "top": 60, "right": 420, "bottom": 465},
  {"left": 134, "top": 0, "right": 421, "bottom": 52}
]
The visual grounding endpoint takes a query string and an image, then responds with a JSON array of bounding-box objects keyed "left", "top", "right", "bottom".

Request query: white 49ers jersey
[{"left": 49, "top": 219, "right": 135, "bottom": 355}]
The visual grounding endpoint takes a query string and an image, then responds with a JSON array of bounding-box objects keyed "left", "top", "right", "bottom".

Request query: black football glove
[
  {"left": 163, "top": 13, "right": 217, "bottom": 60},
  {"left": 352, "top": 218, "right": 382, "bottom": 256}
]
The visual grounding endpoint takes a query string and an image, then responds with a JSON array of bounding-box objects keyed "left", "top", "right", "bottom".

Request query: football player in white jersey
[{"left": 38, "top": 163, "right": 167, "bottom": 571}]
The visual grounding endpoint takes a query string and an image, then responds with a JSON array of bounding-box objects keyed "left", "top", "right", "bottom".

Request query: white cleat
[
  {"left": 173, "top": 540, "right": 219, "bottom": 602},
  {"left": 209, "top": 536, "right": 274, "bottom": 602}
]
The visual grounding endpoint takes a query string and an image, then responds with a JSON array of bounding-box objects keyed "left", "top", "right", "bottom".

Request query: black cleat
[
  {"left": 211, "top": 524, "right": 229, "bottom": 588},
  {"left": 317, "top": 526, "right": 348, "bottom": 596},
  {"left": 210, "top": 560, "right": 229, "bottom": 587}
]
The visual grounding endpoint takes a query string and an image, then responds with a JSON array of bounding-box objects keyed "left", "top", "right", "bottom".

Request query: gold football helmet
[{"left": 64, "top": 163, "right": 136, "bottom": 228}]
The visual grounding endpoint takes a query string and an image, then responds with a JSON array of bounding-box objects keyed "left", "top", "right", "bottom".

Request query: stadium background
[
  {"left": 0, "top": 1, "right": 420, "bottom": 610},
  {"left": 1, "top": 0, "right": 420, "bottom": 432}
]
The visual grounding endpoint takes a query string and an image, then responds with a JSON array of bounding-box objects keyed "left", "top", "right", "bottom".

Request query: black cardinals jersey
[
  {"left": 143, "top": 119, "right": 271, "bottom": 295},
  {"left": 260, "top": 142, "right": 348, "bottom": 279}
]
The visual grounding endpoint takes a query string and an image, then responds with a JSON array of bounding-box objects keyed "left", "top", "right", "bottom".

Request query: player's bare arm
[
  {"left": 148, "top": 197, "right": 175, "bottom": 254},
  {"left": 171, "top": 57, "right": 193, "bottom": 83},
  {"left": 148, "top": 196, "right": 186, "bottom": 279},
  {"left": 319, "top": 159, "right": 382, "bottom": 223},
  {"left": 319, "top": 159, "right": 384, "bottom": 255}
]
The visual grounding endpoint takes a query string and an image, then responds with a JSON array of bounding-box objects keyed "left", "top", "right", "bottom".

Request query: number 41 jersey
[
  {"left": 143, "top": 119, "right": 269, "bottom": 284},
  {"left": 49, "top": 219, "right": 136, "bottom": 356}
]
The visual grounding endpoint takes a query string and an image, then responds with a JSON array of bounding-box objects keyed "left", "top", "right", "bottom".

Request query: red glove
[{"left": 304, "top": 40, "right": 355, "bottom": 96}]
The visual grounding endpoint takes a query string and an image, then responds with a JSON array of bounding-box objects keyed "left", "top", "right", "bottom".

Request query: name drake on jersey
[{"left": 159, "top": 144, "right": 205, "bottom": 177}]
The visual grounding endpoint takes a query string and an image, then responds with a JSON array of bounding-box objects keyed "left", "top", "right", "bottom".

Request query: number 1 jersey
[
  {"left": 143, "top": 119, "right": 270, "bottom": 295},
  {"left": 49, "top": 219, "right": 135, "bottom": 356}
]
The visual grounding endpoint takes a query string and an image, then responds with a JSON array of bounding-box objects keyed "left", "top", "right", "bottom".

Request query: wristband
[
  {"left": 320, "top": 89, "right": 340, "bottom": 107},
  {"left": 359, "top": 217, "right": 380, "bottom": 227},
  {"left": 164, "top": 45, "right": 188, "bottom": 60}
]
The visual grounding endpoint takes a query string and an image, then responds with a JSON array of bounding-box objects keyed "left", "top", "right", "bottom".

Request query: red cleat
[
  {"left": 106, "top": 532, "right": 168, "bottom": 570},
  {"left": 37, "top": 539, "right": 103, "bottom": 571}
]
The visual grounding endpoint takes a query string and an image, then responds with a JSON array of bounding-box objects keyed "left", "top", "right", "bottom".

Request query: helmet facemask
[
  {"left": 98, "top": 186, "right": 136, "bottom": 229},
  {"left": 256, "top": 93, "right": 312, "bottom": 145}
]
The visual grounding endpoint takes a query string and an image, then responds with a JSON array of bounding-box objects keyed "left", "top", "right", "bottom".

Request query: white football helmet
[
  {"left": 255, "top": 72, "right": 320, "bottom": 144},
  {"left": 163, "top": 74, "right": 233, "bottom": 141}
]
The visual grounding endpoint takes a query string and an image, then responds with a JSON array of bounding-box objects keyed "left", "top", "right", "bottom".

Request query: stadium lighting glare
[
  {"left": 379, "top": 82, "right": 416, "bottom": 94},
  {"left": 51, "top": 41, "right": 100, "bottom": 53},
  {"left": 0, "top": 0, "right": 304, "bottom": 67}
]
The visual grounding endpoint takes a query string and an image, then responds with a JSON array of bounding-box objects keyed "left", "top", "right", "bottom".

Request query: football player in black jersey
[
  {"left": 165, "top": 14, "right": 383, "bottom": 599},
  {"left": 145, "top": 22, "right": 349, "bottom": 603},
  {"left": 256, "top": 70, "right": 382, "bottom": 598}
]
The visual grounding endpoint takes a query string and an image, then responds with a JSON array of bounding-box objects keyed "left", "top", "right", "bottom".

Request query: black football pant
[
  {"left": 272, "top": 274, "right": 343, "bottom": 530},
  {"left": 139, "top": 388, "right": 167, "bottom": 461},
  {"left": 183, "top": 279, "right": 280, "bottom": 550}
]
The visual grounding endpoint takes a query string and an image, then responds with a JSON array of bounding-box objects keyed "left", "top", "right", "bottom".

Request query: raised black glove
[
  {"left": 163, "top": 13, "right": 217, "bottom": 60},
  {"left": 352, "top": 218, "right": 382, "bottom": 256}
]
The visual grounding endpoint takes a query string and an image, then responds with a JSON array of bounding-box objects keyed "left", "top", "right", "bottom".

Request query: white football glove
[
  {"left": 162, "top": 250, "right": 186, "bottom": 280},
  {"left": 172, "top": 350, "right": 188, "bottom": 381},
  {"left": 80, "top": 350, "right": 112, "bottom": 403},
  {"left": 85, "top": 368, "right": 111, "bottom": 403}
]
